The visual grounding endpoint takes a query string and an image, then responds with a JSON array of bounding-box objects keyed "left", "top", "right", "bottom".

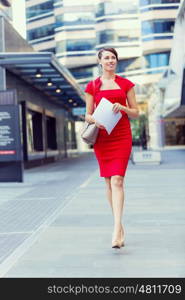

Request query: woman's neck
[{"left": 101, "top": 71, "right": 116, "bottom": 80}]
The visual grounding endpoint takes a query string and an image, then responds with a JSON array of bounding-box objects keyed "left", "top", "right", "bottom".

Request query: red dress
[{"left": 85, "top": 74, "right": 135, "bottom": 177}]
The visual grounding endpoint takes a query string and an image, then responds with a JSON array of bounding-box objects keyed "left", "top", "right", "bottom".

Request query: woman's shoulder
[
  {"left": 115, "top": 75, "right": 135, "bottom": 92},
  {"left": 84, "top": 77, "right": 101, "bottom": 95},
  {"left": 116, "top": 74, "right": 134, "bottom": 84},
  {"left": 84, "top": 80, "right": 93, "bottom": 95},
  {"left": 85, "top": 77, "right": 100, "bottom": 86}
]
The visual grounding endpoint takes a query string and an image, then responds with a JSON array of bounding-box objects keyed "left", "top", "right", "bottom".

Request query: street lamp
[
  {"left": 47, "top": 79, "right": 53, "bottom": 87},
  {"left": 35, "top": 69, "right": 42, "bottom": 78},
  {"left": 56, "top": 87, "right": 61, "bottom": 93}
]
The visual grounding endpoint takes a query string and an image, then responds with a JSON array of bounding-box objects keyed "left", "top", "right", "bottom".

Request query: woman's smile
[{"left": 107, "top": 63, "right": 115, "bottom": 68}]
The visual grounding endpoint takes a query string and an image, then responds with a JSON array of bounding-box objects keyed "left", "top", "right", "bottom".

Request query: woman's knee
[
  {"left": 111, "top": 175, "right": 124, "bottom": 189},
  {"left": 104, "top": 177, "right": 111, "bottom": 190}
]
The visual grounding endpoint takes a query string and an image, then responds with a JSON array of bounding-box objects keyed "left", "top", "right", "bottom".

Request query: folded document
[{"left": 92, "top": 97, "right": 122, "bottom": 134}]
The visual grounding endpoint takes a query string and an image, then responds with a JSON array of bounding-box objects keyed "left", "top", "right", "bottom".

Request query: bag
[
  {"left": 81, "top": 80, "right": 99, "bottom": 145},
  {"left": 81, "top": 121, "right": 99, "bottom": 145}
]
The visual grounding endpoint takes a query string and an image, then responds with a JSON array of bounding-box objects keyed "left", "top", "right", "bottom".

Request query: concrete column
[
  {"left": 0, "top": 16, "right": 6, "bottom": 90},
  {"left": 75, "top": 121, "right": 90, "bottom": 152},
  {"left": 147, "top": 84, "right": 165, "bottom": 150}
]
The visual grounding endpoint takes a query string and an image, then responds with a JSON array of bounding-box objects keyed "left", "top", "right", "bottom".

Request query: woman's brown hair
[{"left": 97, "top": 47, "right": 119, "bottom": 61}]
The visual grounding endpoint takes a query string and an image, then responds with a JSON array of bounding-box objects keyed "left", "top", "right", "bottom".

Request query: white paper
[{"left": 92, "top": 97, "right": 122, "bottom": 134}]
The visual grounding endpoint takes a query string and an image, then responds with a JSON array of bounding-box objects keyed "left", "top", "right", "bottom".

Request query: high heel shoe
[
  {"left": 112, "top": 239, "right": 122, "bottom": 249},
  {"left": 112, "top": 228, "right": 122, "bottom": 249}
]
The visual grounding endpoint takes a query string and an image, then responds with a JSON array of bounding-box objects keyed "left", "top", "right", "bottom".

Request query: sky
[{"left": 12, "top": 0, "right": 26, "bottom": 38}]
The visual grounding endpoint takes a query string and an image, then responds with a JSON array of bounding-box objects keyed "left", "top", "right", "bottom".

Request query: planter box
[{"left": 131, "top": 150, "right": 162, "bottom": 165}]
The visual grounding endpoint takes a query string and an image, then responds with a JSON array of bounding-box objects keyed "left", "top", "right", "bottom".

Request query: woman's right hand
[
  {"left": 86, "top": 114, "right": 105, "bottom": 129},
  {"left": 95, "top": 121, "right": 106, "bottom": 130},
  {"left": 85, "top": 114, "right": 95, "bottom": 124}
]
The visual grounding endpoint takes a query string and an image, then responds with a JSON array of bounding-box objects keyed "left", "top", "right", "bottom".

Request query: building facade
[
  {"left": 26, "top": 0, "right": 141, "bottom": 81},
  {"left": 162, "top": 0, "right": 185, "bottom": 146},
  {"left": 140, "top": 0, "right": 179, "bottom": 76},
  {"left": 25, "top": 0, "right": 183, "bottom": 148},
  {"left": 137, "top": 0, "right": 181, "bottom": 149}
]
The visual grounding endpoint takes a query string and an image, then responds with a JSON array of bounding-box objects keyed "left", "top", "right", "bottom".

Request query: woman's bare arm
[
  {"left": 84, "top": 92, "right": 96, "bottom": 124},
  {"left": 112, "top": 88, "right": 139, "bottom": 118},
  {"left": 84, "top": 92, "right": 105, "bottom": 129},
  {"left": 124, "top": 88, "right": 139, "bottom": 119}
]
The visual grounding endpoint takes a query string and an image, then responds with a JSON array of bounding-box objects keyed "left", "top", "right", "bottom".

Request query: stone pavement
[{"left": 0, "top": 149, "right": 185, "bottom": 278}]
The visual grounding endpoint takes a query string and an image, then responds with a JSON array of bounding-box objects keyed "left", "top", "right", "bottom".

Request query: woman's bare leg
[
  {"left": 104, "top": 177, "right": 113, "bottom": 212},
  {"left": 110, "top": 175, "right": 124, "bottom": 242}
]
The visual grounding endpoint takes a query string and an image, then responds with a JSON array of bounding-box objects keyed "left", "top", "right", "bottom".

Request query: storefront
[
  {"left": 0, "top": 53, "right": 85, "bottom": 168},
  {"left": 163, "top": 67, "right": 185, "bottom": 147},
  {"left": 0, "top": 16, "right": 85, "bottom": 171}
]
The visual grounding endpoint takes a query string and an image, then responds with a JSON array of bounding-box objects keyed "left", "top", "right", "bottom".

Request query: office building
[
  {"left": 26, "top": 0, "right": 140, "bottom": 81},
  {"left": 162, "top": 0, "right": 185, "bottom": 146},
  {"left": 138, "top": 0, "right": 182, "bottom": 148},
  {"left": 25, "top": 0, "right": 183, "bottom": 148}
]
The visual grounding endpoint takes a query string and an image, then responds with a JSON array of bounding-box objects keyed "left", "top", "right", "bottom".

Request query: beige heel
[
  {"left": 112, "top": 239, "right": 122, "bottom": 249},
  {"left": 112, "top": 227, "right": 122, "bottom": 249}
]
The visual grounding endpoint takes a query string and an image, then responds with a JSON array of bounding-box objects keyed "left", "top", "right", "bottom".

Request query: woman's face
[{"left": 99, "top": 51, "right": 117, "bottom": 72}]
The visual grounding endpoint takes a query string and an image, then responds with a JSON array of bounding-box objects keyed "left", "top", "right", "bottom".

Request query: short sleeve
[
  {"left": 84, "top": 81, "right": 94, "bottom": 96},
  {"left": 125, "top": 79, "right": 135, "bottom": 93}
]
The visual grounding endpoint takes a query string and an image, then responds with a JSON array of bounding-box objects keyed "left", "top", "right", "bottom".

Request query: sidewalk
[{"left": 0, "top": 149, "right": 185, "bottom": 277}]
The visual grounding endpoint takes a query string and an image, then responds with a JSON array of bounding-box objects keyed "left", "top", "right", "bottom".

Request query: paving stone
[{"left": 1, "top": 149, "right": 185, "bottom": 278}]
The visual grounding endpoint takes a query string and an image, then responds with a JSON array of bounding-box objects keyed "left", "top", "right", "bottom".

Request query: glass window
[
  {"left": 40, "top": 48, "right": 56, "bottom": 54},
  {"left": 63, "top": 0, "right": 94, "bottom": 5},
  {"left": 27, "top": 110, "right": 43, "bottom": 152},
  {"left": 26, "top": 1, "right": 53, "bottom": 18},
  {"left": 96, "top": 1, "right": 138, "bottom": 17},
  {"left": 145, "top": 52, "right": 170, "bottom": 69},
  {"left": 27, "top": 24, "right": 55, "bottom": 40},
  {"left": 64, "top": 12, "right": 95, "bottom": 26},
  {"left": 105, "top": 1, "right": 138, "bottom": 15},
  {"left": 140, "top": 0, "right": 180, "bottom": 6},
  {"left": 97, "top": 29, "right": 139, "bottom": 44},
  {"left": 56, "top": 39, "right": 95, "bottom": 53},
  {"left": 117, "top": 28, "right": 139, "bottom": 42},
  {"left": 67, "top": 39, "right": 95, "bottom": 51},
  {"left": 142, "top": 20, "right": 153, "bottom": 34},
  {"left": 97, "top": 30, "right": 116, "bottom": 44},
  {"left": 142, "top": 20, "right": 175, "bottom": 35},
  {"left": 70, "top": 66, "right": 94, "bottom": 79},
  {"left": 56, "top": 12, "right": 95, "bottom": 27},
  {"left": 117, "top": 58, "right": 137, "bottom": 72},
  {"left": 54, "top": 0, "right": 63, "bottom": 4},
  {"left": 56, "top": 41, "right": 66, "bottom": 53},
  {"left": 46, "top": 116, "right": 57, "bottom": 150},
  {"left": 56, "top": 15, "right": 64, "bottom": 27}
]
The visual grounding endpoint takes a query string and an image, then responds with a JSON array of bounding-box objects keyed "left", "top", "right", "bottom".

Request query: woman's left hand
[{"left": 112, "top": 103, "right": 122, "bottom": 113}]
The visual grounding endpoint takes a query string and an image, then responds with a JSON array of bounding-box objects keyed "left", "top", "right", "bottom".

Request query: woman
[{"left": 84, "top": 47, "right": 139, "bottom": 248}]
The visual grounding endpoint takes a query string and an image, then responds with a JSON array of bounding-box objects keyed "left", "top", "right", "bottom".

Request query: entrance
[{"left": 164, "top": 118, "right": 185, "bottom": 145}]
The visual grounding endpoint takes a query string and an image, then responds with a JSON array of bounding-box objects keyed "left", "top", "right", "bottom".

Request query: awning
[{"left": 0, "top": 52, "right": 85, "bottom": 109}]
